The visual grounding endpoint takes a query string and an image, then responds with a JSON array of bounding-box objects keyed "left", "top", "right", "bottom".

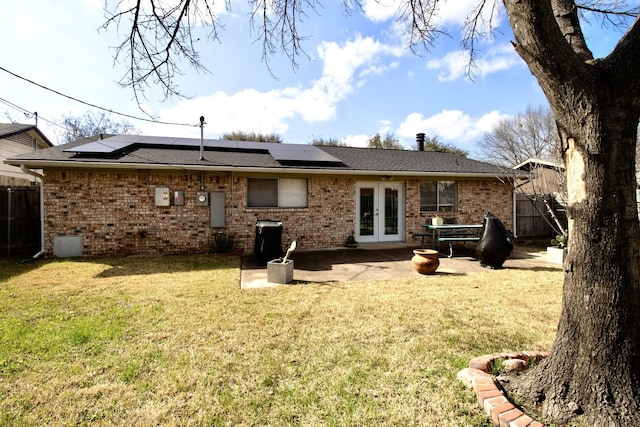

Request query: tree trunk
[
  {"left": 503, "top": 1, "right": 640, "bottom": 425},
  {"left": 528, "top": 105, "right": 640, "bottom": 426}
]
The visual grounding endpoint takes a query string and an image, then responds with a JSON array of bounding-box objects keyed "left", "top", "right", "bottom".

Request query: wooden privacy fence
[
  {"left": 515, "top": 193, "right": 556, "bottom": 237},
  {"left": 0, "top": 186, "right": 41, "bottom": 257}
]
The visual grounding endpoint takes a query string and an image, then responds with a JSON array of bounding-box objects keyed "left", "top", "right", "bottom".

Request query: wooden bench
[{"left": 438, "top": 236, "right": 480, "bottom": 258}]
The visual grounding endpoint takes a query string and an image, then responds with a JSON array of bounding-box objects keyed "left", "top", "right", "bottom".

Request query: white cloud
[
  {"left": 426, "top": 43, "right": 522, "bottom": 81},
  {"left": 362, "top": 0, "right": 502, "bottom": 29},
  {"left": 437, "top": 0, "right": 501, "bottom": 27},
  {"left": 13, "top": 15, "right": 35, "bottom": 38},
  {"left": 318, "top": 35, "right": 404, "bottom": 84},
  {"left": 397, "top": 109, "right": 511, "bottom": 143},
  {"left": 143, "top": 35, "right": 405, "bottom": 137},
  {"left": 338, "top": 121, "right": 399, "bottom": 148},
  {"left": 361, "top": 0, "right": 400, "bottom": 23},
  {"left": 141, "top": 88, "right": 299, "bottom": 138},
  {"left": 475, "top": 110, "right": 511, "bottom": 133},
  {"left": 83, "top": 0, "right": 105, "bottom": 11},
  {"left": 342, "top": 134, "right": 371, "bottom": 148},
  {"left": 378, "top": 119, "right": 393, "bottom": 135},
  {"left": 426, "top": 50, "right": 469, "bottom": 82},
  {"left": 476, "top": 44, "right": 523, "bottom": 75}
]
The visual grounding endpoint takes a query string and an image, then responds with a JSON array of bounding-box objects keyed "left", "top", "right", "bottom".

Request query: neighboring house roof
[
  {"left": 513, "top": 157, "right": 566, "bottom": 198},
  {"left": 4, "top": 134, "right": 522, "bottom": 179},
  {"left": 513, "top": 158, "right": 563, "bottom": 172},
  {"left": 0, "top": 123, "right": 54, "bottom": 148}
]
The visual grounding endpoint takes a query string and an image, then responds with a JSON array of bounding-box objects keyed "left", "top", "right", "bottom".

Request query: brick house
[{"left": 4, "top": 134, "right": 520, "bottom": 257}]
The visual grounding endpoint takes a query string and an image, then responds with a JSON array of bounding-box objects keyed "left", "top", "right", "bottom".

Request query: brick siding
[
  {"left": 404, "top": 179, "right": 513, "bottom": 239},
  {"left": 43, "top": 169, "right": 513, "bottom": 257}
]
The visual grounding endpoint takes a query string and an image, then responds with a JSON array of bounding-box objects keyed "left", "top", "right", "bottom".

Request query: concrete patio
[{"left": 240, "top": 242, "right": 559, "bottom": 289}]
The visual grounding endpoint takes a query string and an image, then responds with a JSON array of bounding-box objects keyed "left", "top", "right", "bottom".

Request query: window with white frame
[
  {"left": 247, "top": 178, "right": 308, "bottom": 208},
  {"left": 420, "top": 181, "right": 457, "bottom": 212}
]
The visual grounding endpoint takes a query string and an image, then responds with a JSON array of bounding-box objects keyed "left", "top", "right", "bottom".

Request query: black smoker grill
[{"left": 476, "top": 212, "right": 514, "bottom": 269}]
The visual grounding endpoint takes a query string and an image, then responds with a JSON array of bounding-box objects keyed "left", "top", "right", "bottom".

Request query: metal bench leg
[{"left": 448, "top": 242, "right": 454, "bottom": 258}]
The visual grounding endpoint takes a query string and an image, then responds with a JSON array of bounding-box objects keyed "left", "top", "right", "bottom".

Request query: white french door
[{"left": 356, "top": 182, "right": 404, "bottom": 243}]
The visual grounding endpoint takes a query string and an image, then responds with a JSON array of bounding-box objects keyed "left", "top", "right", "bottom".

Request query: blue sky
[{"left": 0, "top": 0, "right": 633, "bottom": 158}]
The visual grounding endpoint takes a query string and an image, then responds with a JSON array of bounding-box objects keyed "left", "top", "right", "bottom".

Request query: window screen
[
  {"left": 247, "top": 178, "right": 278, "bottom": 207},
  {"left": 279, "top": 178, "right": 308, "bottom": 208},
  {"left": 248, "top": 178, "right": 307, "bottom": 208},
  {"left": 420, "top": 181, "right": 457, "bottom": 212}
]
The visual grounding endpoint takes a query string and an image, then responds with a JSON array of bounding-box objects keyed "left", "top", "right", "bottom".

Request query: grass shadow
[
  {"left": 501, "top": 266, "right": 562, "bottom": 273},
  {"left": 0, "top": 257, "right": 49, "bottom": 282},
  {"left": 244, "top": 247, "right": 418, "bottom": 273},
  {"left": 87, "top": 254, "right": 240, "bottom": 278}
]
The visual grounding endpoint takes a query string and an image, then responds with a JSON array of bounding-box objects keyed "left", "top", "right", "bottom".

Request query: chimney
[{"left": 416, "top": 133, "right": 425, "bottom": 151}]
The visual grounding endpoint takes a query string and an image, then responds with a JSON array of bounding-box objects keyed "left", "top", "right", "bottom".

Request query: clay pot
[{"left": 411, "top": 249, "right": 440, "bottom": 275}]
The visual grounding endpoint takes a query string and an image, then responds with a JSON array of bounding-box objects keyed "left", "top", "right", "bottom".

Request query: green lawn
[{"left": 0, "top": 255, "right": 562, "bottom": 426}]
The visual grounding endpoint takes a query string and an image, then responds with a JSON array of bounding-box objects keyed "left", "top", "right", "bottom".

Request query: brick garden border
[{"left": 457, "top": 351, "right": 549, "bottom": 427}]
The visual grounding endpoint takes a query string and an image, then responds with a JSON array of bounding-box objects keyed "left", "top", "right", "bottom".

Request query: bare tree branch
[
  {"left": 395, "top": 0, "right": 443, "bottom": 55},
  {"left": 102, "top": 0, "right": 224, "bottom": 107},
  {"left": 248, "top": 0, "right": 318, "bottom": 75},
  {"left": 462, "top": 0, "right": 501, "bottom": 79},
  {"left": 102, "top": 0, "right": 639, "bottom": 108},
  {"left": 479, "top": 105, "right": 559, "bottom": 167},
  {"left": 577, "top": 0, "right": 640, "bottom": 27}
]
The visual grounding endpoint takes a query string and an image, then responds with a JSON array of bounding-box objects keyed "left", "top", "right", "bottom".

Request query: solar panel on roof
[
  {"left": 64, "top": 135, "right": 343, "bottom": 165},
  {"left": 64, "top": 135, "right": 140, "bottom": 154},
  {"left": 269, "top": 145, "right": 342, "bottom": 163},
  {"left": 64, "top": 140, "right": 132, "bottom": 153}
]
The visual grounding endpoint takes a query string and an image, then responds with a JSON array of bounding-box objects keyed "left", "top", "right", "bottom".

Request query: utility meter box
[
  {"left": 155, "top": 187, "right": 170, "bottom": 206},
  {"left": 196, "top": 191, "right": 209, "bottom": 206},
  {"left": 210, "top": 191, "right": 225, "bottom": 227},
  {"left": 173, "top": 191, "right": 184, "bottom": 206}
]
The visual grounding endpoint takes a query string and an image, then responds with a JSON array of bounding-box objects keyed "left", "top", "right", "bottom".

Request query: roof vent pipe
[
  {"left": 416, "top": 133, "right": 425, "bottom": 151},
  {"left": 199, "top": 116, "right": 206, "bottom": 161}
]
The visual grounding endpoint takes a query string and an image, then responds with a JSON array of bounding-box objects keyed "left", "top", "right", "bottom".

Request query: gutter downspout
[
  {"left": 20, "top": 165, "right": 45, "bottom": 261},
  {"left": 512, "top": 190, "right": 518, "bottom": 239},
  {"left": 6, "top": 188, "right": 10, "bottom": 257}
]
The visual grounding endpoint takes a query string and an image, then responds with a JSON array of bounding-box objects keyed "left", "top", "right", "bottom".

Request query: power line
[
  {"left": 0, "top": 94, "right": 193, "bottom": 165},
  {"left": 0, "top": 65, "right": 198, "bottom": 128},
  {"left": 0, "top": 96, "right": 66, "bottom": 130},
  {"left": 0, "top": 97, "right": 30, "bottom": 116}
]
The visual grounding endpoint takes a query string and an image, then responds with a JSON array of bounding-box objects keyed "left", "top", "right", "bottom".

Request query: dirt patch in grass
[{"left": 0, "top": 255, "right": 561, "bottom": 426}]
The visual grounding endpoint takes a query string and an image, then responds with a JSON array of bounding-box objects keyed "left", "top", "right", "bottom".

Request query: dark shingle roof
[
  {"left": 5, "top": 134, "right": 513, "bottom": 178},
  {"left": 0, "top": 123, "right": 54, "bottom": 147},
  {"left": 317, "top": 145, "right": 505, "bottom": 175},
  {"left": 0, "top": 123, "right": 34, "bottom": 137}
]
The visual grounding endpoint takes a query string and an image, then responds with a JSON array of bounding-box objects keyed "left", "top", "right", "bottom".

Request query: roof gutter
[
  {"left": 19, "top": 165, "right": 45, "bottom": 262},
  {"left": 6, "top": 159, "right": 528, "bottom": 179}
]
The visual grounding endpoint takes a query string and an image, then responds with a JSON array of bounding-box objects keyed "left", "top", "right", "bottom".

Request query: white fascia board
[
  {"left": 513, "top": 158, "right": 563, "bottom": 171},
  {"left": 4, "top": 159, "right": 525, "bottom": 179}
]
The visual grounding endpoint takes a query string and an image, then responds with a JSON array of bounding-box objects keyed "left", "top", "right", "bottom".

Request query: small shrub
[
  {"left": 490, "top": 358, "right": 505, "bottom": 376},
  {"left": 551, "top": 233, "right": 567, "bottom": 249},
  {"left": 208, "top": 233, "right": 235, "bottom": 253}
]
